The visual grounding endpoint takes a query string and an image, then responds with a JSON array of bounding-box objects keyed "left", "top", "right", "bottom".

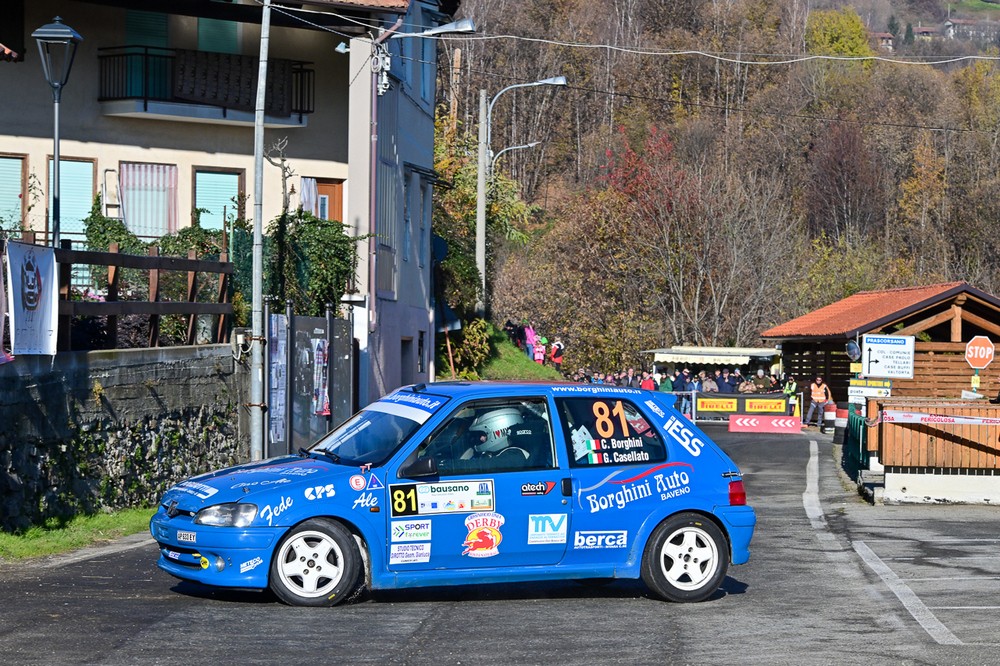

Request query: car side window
[
  {"left": 414, "top": 398, "right": 556, "bottom": 475},
  {"left": 555, "top": 397, "right": 666, "bottom": 467}
]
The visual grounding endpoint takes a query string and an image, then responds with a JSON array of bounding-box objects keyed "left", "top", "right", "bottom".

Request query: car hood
[{"left": 160, "top": 455, "right": 343, "bottom": 511}]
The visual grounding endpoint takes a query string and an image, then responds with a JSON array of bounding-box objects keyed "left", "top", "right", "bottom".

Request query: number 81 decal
[{"left": 592, "top": 400, "right": 629, "bottom": 438}]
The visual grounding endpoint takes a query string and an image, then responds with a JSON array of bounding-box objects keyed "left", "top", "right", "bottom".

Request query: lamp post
[
  {"left": 492, "top": 141, "right": 541, "bottom": 172},
  {"left": 476, "top": 76, "right": 566, "bottom": 313},
  {"left": 32, "top": 17, "right": 82, "bottom": 248}
]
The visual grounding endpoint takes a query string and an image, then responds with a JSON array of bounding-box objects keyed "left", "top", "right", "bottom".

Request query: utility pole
[
  {"left": 249, "top": 0, "right": 272, "bottom": 460},
  {"left": 475, "top": 89, "right": 487, "bottom": 315}
]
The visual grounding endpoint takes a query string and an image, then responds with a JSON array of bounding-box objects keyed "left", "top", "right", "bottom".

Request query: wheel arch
[
  {"left": 269, "top": 513, "right": 377, "bottom": 593},
  {"left": 631, "top": 507, "right": 732, "bottom": 571}
]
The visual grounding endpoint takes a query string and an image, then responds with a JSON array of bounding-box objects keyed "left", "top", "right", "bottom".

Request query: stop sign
[{"left": 965, "top": 335, "right": 995, "bottom": 369}]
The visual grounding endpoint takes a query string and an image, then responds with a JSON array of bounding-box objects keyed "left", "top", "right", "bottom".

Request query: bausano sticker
[{"left": 462, "top": 512, "right": 504, "bottom": 558}]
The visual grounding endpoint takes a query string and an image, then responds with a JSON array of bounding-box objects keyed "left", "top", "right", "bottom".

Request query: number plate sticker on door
[{"left": 390, "top": 481, "right": 495, "bottom": 517}]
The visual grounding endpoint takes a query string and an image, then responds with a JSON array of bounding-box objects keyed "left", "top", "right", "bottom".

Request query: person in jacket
[
  {"left": 783, "top": 375, "right": 798, "bottom": 415},
  {"left": 805, "top": 376, "right": 833, "bottom": 427}
]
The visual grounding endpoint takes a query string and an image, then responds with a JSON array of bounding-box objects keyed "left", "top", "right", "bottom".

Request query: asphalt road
[{"left": 4, "top": 427, "right": 1000, "bottom": 665}]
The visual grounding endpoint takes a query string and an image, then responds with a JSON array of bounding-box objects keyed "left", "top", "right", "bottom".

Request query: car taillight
[{"left": 728, "top": 480, "right": 747, "bottom": 506}]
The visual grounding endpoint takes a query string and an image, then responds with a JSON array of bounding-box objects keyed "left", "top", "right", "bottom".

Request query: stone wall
[{"left": 0, "top": 345, "right": 249, "bottom": 532}]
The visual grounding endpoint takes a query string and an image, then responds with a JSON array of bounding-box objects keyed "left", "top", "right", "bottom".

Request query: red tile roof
[
  {"left": 0, "top": 42, "right": 20, "bottom": 62},
  {"left": 760, "top": 282, "right": 991, "bottom": 340}
]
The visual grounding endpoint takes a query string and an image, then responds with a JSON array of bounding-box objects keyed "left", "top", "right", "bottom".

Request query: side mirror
[{"left": 398, "top": 456, "right": 438, "bottom": 478}]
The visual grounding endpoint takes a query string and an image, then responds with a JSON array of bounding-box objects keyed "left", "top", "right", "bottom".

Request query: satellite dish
[{"left": 845, "top": 340, "right": 861, "bottom": 361}]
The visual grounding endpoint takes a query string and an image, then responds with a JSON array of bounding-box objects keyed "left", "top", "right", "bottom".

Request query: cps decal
[
  {"left": 462, "top": 512, "right": 505, "bottom": 558},
  {"left": 304, "top": 484, "right": 336, "bottom": 500}
]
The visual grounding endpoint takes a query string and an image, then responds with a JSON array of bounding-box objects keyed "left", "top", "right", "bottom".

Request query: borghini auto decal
[{"left": 578, "top": 463, "right": 695, "bottom": 512}]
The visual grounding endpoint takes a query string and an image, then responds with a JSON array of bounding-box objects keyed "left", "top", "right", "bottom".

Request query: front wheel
[
  {"left": 641, "top": 513, "right": 729, "bottom": 602},
  {"left": 269, "top": 518, "right": 361, "bottom": 607}
]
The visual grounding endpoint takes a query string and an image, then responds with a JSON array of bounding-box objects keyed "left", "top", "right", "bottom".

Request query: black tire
[
  {"left": 641, "top": 512, "right": 729, "bottom": 602},
  {"left": 269, "top": 518, "right": 362, "bottom": 607}
]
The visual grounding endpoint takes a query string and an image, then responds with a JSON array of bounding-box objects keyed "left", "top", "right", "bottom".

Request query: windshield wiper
[{"left": 300, "top": 447, "right": 341, "bottom": 464}]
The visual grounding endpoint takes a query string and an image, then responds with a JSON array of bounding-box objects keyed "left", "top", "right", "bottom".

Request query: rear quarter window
[{"left": 555, "top": 397, "right": 666, "bottom": 467}]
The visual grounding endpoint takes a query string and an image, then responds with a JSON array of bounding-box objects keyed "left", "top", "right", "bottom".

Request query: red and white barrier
[
  {"left": 728, "top": 415, "right": 802, "bottom": 434},
  {"left": 881, "top": 410, "right": 1000, "bottom": 426}
]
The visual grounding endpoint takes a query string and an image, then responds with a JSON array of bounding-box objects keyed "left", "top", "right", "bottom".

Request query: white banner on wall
[{"left": 4, "top": 241, "right": 58, "bottom": 355}]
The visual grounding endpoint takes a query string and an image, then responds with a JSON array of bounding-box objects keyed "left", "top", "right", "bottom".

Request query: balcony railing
[{"left": 98, "top": 46, "right": 315, "bottom": 120}]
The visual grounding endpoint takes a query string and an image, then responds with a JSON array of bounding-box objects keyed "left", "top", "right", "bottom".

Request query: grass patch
[
  {"left": 951, "top": 1, "right": 1000, "bottom": 13},
  {"left": 0, "top": 507, "right": 156, "bottom": 561},
  {"left": 480, "top": 328, "right": 564, "bottom": 381}
]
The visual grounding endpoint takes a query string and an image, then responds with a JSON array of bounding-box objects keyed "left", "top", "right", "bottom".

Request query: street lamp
[
  {"left": 492, "top": 141, "right": 541, "bottom": 172},
  {"left": 32, "top": 16, "right": 82, "bottom": 248},
  {"left": 476, "top": 76, "right": 566, "bottom": 313}
]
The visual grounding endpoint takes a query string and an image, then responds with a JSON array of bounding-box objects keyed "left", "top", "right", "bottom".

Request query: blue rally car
[{"left": 150, "top": 382, "right": 755, "bottom": 606}]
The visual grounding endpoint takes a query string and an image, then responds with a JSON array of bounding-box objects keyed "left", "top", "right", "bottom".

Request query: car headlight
[{"left": 193, "top": 503, "right": 258, "bottom": 527}]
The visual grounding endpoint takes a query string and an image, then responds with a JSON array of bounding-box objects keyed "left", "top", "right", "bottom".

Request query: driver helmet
[{"left": 469, "top": 407, "right": 523, "bottom": 453}]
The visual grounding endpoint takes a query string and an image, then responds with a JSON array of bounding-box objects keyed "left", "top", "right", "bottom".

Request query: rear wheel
[
  {"left": 641, "top": 513, "right": 729, "bottom": 602},
  {"left": 269, "top": 518, "right": 361, "bottom": 607}
]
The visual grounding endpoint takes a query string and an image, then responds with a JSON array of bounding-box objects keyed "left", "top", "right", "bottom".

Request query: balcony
[{"left": 98, "top": 46, "right": 315, "bottom": 128}]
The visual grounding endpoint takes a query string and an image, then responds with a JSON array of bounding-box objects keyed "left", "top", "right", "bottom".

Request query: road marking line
[
  {"left": 929, "top": 606, "right": 1000, "bottom": 610},
  {"left": 908, "top": 576, "right": 1000, "bottom": 582},
  {"left": 853, "top": 540, "right": 962, "bottom": 645}
]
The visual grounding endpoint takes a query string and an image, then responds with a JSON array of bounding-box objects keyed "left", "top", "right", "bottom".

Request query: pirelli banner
[{"left": 694, "top": 393, "right": 789, "bottom": 419}]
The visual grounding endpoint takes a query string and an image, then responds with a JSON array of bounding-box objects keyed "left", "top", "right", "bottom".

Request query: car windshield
[{"left": 309, "top": 397, "right": 441, "bottom": 466}]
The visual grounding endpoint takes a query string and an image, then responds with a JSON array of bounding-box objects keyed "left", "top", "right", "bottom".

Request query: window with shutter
[
  {"left": 0, "top": 156, "right": 24, "bottom": 229},
  {"left": 120, "top": 162, "right": 178, "bottom": 238},
  {"left": 194, "top": 170, "right": 242, "bottom": 230}
]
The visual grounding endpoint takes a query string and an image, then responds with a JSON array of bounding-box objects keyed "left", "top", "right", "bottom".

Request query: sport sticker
[
  {"left": 390, "top": 481, "right": 494, "bottom": 517},
  {"left": 391, "top": 519, "right": 432, "bottom": 542},
  {"left": 462, "top": 512, "right": 504, "bottom": 558}
]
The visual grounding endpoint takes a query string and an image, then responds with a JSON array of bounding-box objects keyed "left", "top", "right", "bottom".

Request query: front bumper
[
  {"left": 150, "top": 511, "right": 278, "bottom": 589},
  {"left": 715, "top": 505, "right": 756, "bottom": 565}
]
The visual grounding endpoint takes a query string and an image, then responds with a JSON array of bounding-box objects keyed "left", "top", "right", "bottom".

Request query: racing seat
[{"left": 508, "top": 417, "right": 553, "bottom": 469}]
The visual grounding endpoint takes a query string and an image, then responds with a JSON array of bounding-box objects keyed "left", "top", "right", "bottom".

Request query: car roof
[{"left": 391, "top": 381, "right": 649, "bottom": 399}]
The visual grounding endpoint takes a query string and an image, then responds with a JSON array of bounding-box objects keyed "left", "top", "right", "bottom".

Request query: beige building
[{"left": 1, "top": 0, "right": 453, "bottom": 407}]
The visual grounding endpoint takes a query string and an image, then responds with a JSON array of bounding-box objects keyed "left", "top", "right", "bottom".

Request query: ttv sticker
[
  {"left": 462, "top": 512, "right": 505, "bottom": 558},
  {"left": 528, "top": 514, "right": 567, "bottom": 544},
  {"left": 390, "top": 542, "right": 431, "bottom": 565},
  {"left": 349, "top": 475, "right": 366, "bottom": 491},
  {"left": 392, "top": 520, "right": 432, "bottom": 542}
]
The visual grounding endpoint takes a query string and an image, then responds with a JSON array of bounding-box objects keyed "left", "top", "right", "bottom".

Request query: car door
[
  {"left": 386, "top": 396, "right": 570, "bottom": 571},
  {"left": 552, "top": 394, "right": 679, "bottom": 563}
]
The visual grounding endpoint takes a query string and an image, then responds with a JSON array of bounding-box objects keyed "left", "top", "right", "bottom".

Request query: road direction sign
[
  {"left": 965, "top": 336, "right": 995, "bottom": 370},
  {"left": 861, "top": 334, "right": 915, "bottom": 379},
  {"left": 848, "top": 386, "right": 891, "bottom": 398}
]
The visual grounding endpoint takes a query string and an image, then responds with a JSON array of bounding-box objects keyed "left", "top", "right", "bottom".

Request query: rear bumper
[{"left": 715, "top": 505, "right": 756, "bottom": 565}]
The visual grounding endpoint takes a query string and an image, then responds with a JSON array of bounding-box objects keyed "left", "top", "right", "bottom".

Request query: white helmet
[{"left": 470, "top": 408, "right": 523, "bottom": 453}]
